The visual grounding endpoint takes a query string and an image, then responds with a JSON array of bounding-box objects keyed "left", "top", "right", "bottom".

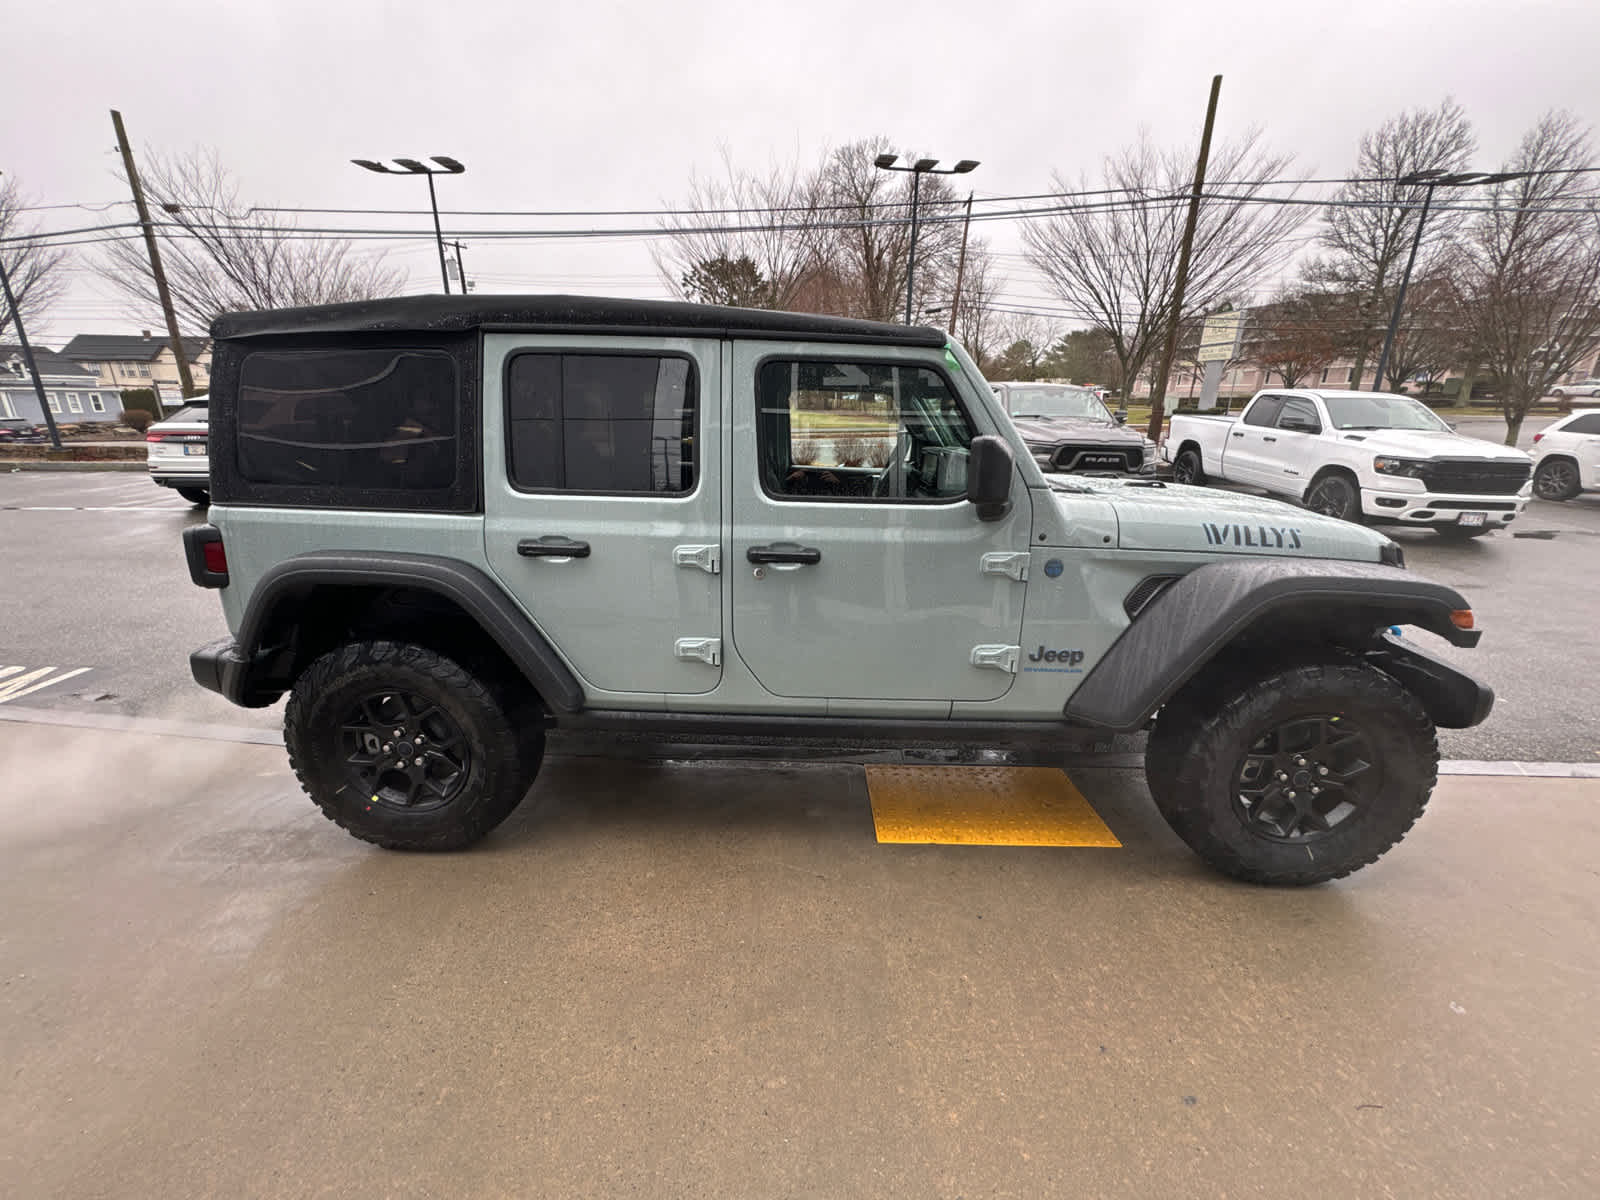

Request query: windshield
[
  {"left": 1005, "top": 385, "right": 1111, "bottom": 422},
  {"left": 1322, "top": 394, "right": 1451, "bottom": 432}
]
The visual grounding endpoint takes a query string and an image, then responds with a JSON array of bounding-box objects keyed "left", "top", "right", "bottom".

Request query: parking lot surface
[{"left": 2, "top": 723, "right": 1597, "bottom": 1198}]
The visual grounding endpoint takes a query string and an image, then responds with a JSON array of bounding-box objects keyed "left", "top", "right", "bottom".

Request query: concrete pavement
[{"left": 2, "top": 722, "right": 1596, "bottom": 1198}]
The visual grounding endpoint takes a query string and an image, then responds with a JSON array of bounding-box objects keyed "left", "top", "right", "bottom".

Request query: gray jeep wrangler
[{"left": 184, "top": 296, "right": 1493, "bottom": 885}]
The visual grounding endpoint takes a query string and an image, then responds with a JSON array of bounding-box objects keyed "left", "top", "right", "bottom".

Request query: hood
[
  {"left": 1047, "top": 476, "right": 1391, "bottom": 562},
  {"left": 1333, "top": 428, "right": 1530, "bottom": 461},
  {"left": 1011, "top": 414, "right": 1147, "bottom": 446}
]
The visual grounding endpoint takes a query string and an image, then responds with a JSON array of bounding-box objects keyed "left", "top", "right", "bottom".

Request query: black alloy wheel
[
  {"left": 341, "top": 689, "right": 472, "bottom": 813},
  {"left": 1533, "top": 458, "right": 1581, "bottom": 502},
  {"left": 1232, "top": 714, "right": 1372, "bottom": 842},
  {"left": 1305, "top": 474, "right": 1360, "bottom": 522},
  {"left": 1173, "top": 447, "right": 1204, "bottom": 485}
]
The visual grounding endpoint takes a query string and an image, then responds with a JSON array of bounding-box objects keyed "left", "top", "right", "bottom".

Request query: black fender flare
[
  {"left": 198, "top": 551, "right": 585, "bottom": 712},
  {"left": 1063, "top": 558, "right": 1488, "bottom": 731}
]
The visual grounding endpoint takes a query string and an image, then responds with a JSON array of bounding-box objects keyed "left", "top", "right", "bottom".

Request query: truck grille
[
  {"left": 1049, "top": 445, "right": 1142, "bottom": 473},
  {"left": 1416, "top": 459, "right": 1531, "bottom": 495}
]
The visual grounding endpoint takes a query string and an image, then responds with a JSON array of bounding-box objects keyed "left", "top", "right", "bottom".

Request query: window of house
[
  {"left": 48, "top": 393, "right": 62, "bottom": 413},
  {"left": 137, "top": 363, "right": 150, "bottom": 377},
  {"left": 67, "top": 393, "right": 83, "bottom": 413},
  {"left": 238, "top": 348, "right": 458, "bottom": 490},
  {"left": 0, "top": 394, "right": 16, "bottom": 419},
  {"left": 90, "top": 393, "right": 107, "bottom": 413},
  {"left": 1345, "top": 367, "right": 1355, "bottom": 384},
  {"left": 756, "top": 359, "right": 976, "bottom": 502},
  {"left": 1320, "top": 367, "right": 1331, "bottom": 384},
  {"left": 505, "top": 353, "right": 696, "bottom": 494}
]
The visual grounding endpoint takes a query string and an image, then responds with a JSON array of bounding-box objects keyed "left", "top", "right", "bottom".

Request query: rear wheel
[
  {"left": 1172, "top": 446, "right": 1205, "bottom": 485},
  {"left": 175, "top": 486, "right": 209, "bottom": 505},
  {"left": 1533, "top": 458, "right": 1582, "bottom": 502},
  {"left": 1145, "top": 659, "right": 1437, "bottom": 885},
  {"left": 1304, "top": 472, "right": 1362, "bottom": 523},
  {"left": 284, "top": 641, "right": 542, "bottom": 850}
]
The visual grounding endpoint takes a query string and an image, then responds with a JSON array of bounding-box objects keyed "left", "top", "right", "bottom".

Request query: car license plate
[
  {"left": 1458, "top": 511, "right": 1486, "bottom": 527},
  {"left": 184, "top": 443, "right": 206, "bottom": 456}
]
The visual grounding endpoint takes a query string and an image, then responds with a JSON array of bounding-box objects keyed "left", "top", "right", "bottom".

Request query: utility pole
[
  {"left": 447, "top": 240, "right": 470, "bottom": 292},
  {"left": 947, "top": 192, "right": 974, "bottom": 336},
  {"left": 1146, "top": 74, "right": 1222, "bottom": 444},
  {"left": 111, "top": 109, "right": 196, "bottom": 403},
  {"left": 0, "top": 237, "right": 63, "bottom": 449}
]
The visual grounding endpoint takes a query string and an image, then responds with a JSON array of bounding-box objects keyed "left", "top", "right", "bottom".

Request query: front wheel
[
  {"left": 285, "top": 641, "right": 542, "bottom": 850},
  {"left": 1304, "top": 472, "right": 1362, "bottom": 523},
  {"left": 1145, "top": 660, "right": 1438, "bottom": 885},
  {"left": 1533, "top": 458, "right": 1582, "bottom": 502}
]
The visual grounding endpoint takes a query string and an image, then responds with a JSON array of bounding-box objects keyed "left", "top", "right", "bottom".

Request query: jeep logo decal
[
  {"left": 1203, "top": 522, "right": 1303, "bottom": 550},
  {"left": 1027, "top": 646, "right": 1085, "bottom": 666}
]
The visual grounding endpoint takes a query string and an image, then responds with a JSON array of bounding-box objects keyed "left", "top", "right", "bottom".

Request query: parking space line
[
  {"left": 0, "top": 667, "right": 93, "bottom": 705},
  {"left": 866, "top": 765, "right": 1122, "bottom": 847}
]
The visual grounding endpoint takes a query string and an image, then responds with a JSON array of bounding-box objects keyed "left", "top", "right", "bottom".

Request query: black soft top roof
[{"left": 210, "top": 294, "right": 948, "bottom": 347}]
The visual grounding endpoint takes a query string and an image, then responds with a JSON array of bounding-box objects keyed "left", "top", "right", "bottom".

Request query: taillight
[
  {"left": 146, "top": 433, "right": 166, "bottom": 443},
  {"left": 1532, "top": 433, "right": 1543, "bottom": 443},
  {"left": 202, "top": 540, "right": 228, "bottom": 575},
  {"left": 183, "top": 525, "right": 229, "bottom": 588}
]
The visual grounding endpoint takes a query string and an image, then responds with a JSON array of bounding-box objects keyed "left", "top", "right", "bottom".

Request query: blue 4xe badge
[{"left": 1203, "top": 522, "right": 1303, "bottom": 550}]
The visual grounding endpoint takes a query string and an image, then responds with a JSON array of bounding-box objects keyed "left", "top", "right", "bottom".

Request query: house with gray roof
[
  {"left": 1, "top": 347, "right": 126, "bottom": 425},
  {"left": 58, "top": 331, "right": 211, "bottom": 405}
]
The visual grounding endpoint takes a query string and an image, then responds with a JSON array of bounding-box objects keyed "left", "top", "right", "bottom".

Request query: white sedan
[{"left": 146, "top": 397, "right": 210, "bottom": 505}]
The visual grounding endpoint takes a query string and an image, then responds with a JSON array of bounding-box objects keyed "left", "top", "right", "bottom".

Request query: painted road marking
[
  {"left": 0, "top": 666, "right": 93, "bottom": 705},
  {"left": 866, "top": 765, "right": 1121, "bottom": 847}
]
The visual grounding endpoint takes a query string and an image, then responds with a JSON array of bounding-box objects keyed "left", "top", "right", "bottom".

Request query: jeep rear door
[
  {"left": 481, "top": 335, "right": 723, "bottom": 701},
  {"left": 727, "top": 343, "right": 1031, "bottom": 704}
]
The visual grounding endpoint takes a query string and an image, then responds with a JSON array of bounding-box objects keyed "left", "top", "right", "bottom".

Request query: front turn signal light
[{"left": 1450, "top": 610, "right": 1475, "bottom": 630}]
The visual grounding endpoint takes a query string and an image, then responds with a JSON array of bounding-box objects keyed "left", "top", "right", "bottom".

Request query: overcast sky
[{"left": 10, "top": 0, "right": 1600, "bottom": 342}]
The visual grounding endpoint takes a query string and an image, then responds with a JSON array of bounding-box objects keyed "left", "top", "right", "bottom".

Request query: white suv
[
  {"left": 1550, "top": 380, "right": 1600, "bottom": 402},
  {"left": 146, "top": 397, "right": 210, "bottom": 505},
  {"left": 1531, "top": 409, "right": 1600, "bottom": 502}
]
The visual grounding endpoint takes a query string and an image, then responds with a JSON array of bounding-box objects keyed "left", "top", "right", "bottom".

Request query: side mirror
[
  {"left": 1113, "top": 410, "right": 1128, "bottom": 425},
  {"left": 966, "top": 435, "right": 1013, "bottom": 521}
]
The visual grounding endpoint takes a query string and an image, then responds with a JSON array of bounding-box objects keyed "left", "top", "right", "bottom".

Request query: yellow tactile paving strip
[{"left": 865, "top": 765, "right": 1122, "bottom": 847}]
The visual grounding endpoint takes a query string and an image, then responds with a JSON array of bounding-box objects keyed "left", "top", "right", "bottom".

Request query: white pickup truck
[{"left": 1164, "top": 389, "right": 1533, "bottom": 538}]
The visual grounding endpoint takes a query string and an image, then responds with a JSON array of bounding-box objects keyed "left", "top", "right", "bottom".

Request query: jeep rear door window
[
  {"left": 237, "top": 349, "right": 457, "bottom": 489},
  {"left": 505, "top": 353, "right": 695, "bottom": 494},
  {"left": 757, "top": 360, "right": 975, "bottom": 501}
]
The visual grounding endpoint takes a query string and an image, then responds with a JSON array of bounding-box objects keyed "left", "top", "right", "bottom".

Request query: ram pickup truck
[
  {"left": 990, "top": 381, "right": 1156, "bottom": 476},
  {"left": 1165, "top": 389, "right": 1533, "bottom": 537}
]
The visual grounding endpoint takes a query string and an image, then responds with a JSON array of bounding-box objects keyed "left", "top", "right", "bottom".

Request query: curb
[{"left": 2, "top": 461, "right": 149, "bottom": 472}]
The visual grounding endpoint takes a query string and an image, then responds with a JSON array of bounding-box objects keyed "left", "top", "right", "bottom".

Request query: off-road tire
[
  {"left": 1173, "top": 446, "right": 1205, "bottom": 485},
  {"left": 284, "top": 640, "right": 542, "bottom": 850},
  {"left": 175, "top": 486, "right": 210, "bottom": 505},
  {"left": 1533, "top": 458, "right": 1582, "bottom": 502},
  {"left": 1304, "top": 471, "right": 1363, "bottom": 523},
  {"left": 1145, "top": 659, "right": 1437, "bottom": 885}
]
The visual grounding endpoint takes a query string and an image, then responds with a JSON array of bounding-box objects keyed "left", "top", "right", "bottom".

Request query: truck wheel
[
  {"left": 1144, "top": 660, "right": 1437, "bottom": 885},
  {"left": 1304, "top": 472, "right": 1362, "bottom": 523},
  {"left": 175, "top": 486, "right": 210, "bottom": 505},
  {"left": 284, "top": 640, "right": 543, "bottom": 850},
  {"left": 1172, "top": 446, "right": 1205, "bottom": 485},
  {"left": 1533, "top": 458, "right": 1581, "bottom": 501}
]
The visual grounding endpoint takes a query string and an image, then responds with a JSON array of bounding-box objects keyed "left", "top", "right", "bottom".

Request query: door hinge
[
  {"left": 980, "top": 551, "right": 1030, "bottom": 582},
  {"left": 673, "top": 544, "right": 721, "bottom": 575},
  {"left": 674, "top": 637, "right": 722, "bottom": 667},
  {"left": 970, "top": 644, "right": 1020, "bottom": 674}
]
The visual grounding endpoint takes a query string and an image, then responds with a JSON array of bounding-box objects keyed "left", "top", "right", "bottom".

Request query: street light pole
[
  {"left": 874, "top": 154, "right": 979, "bottom": 324},
  {"left": 1372, "top": 167, "right": 1520, "bottom": 391},
  {"left": 351, "top": 156, "right": 466, "bottom": 295}
]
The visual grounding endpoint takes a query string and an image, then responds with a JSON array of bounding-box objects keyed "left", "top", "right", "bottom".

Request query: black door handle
[
  {"left": 1263, "top": 435, "right": 1277, "bottom": 442},
  {"left": 518, "top": 536, "right": 591, "bottom": 558},
  {"left": 747, "top": 543, "right": 822, "bottom": 565},
  {"left": 1231, "top": 431, "right": 1245, "bottom": 438}
]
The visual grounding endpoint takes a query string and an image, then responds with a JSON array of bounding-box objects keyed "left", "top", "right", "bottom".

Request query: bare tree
[
  {"left": 949, "top": 243, "right": 1003, "bottom": 373},
  {"left": 989, "top": 312, "right": 1062, "bottom": 379},
  {"left": 653, "top": 148, "right": 827, "bottom": 311},
  {"left": 1023, "top": 130, "right": 1308, "bottom": 423},
  {"left": 1456, "top": 111, "right": 1600, "bottom": 445},
  {"left": 1246, "top": 289, "right": 1343, "bottom": 388},
  {"left": 1303, "top": 99, "right": 1476, "bottom": 386},
  {"left": 98, "top": 147, "right": 403, "bottom": 334},
  {"left": 0, "top": 177, "right": 68, "bottom": 340},
  {"left": 1379, "top": 263, "right": 1466, "bottom": 391}
]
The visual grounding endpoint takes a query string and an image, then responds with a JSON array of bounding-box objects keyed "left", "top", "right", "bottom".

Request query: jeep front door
[
  {"left": 481, "top": 335, "right": 723, "bottom": 700},
  {"left": 729, "top": 346, "right": 1031, "bottom": 704}
]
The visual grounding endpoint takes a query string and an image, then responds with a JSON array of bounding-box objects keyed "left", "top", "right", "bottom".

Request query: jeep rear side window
[
  {"left": 757, "top": 360, "right": 975, "bottom": 502},
  {"left": 238, "top": 349, "right": 457, "bottom": 489},
  {"left": 506, "top": 354, "right": 695, "bottom": 494}
]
